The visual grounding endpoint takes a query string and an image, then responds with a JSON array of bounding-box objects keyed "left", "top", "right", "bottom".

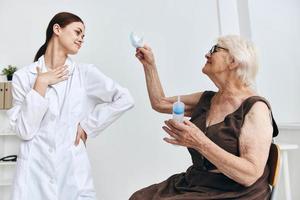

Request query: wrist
[
  {"left": 143, "top": 64, "right": 157, "bottom": 73},
  {"left": 36, "top": 76, "right": 49, "bottom": 86},
  {"left": 194, "top": 134, "right": 210, "bottom": 153}
]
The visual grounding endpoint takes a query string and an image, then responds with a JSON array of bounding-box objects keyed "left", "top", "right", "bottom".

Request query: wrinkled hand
[
  {"left": 36, "top": 65, "right": 69, "bottom": 86},
  {"left": 162, "top": 119, "right": 205, "bottom": 149},
  {"left": 75, "top": 124, "right": 87, "bottom": 146},
  {"left": 135, "top": 45, "right": 156, "bottom": 68}
]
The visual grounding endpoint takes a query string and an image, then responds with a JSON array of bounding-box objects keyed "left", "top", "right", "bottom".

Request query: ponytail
[{"left": 34, "top": 43, "right": 47, "bottom": 62}]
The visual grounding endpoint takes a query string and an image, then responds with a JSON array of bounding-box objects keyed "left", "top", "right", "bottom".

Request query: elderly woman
[{"left": 130, "top": 35, "right": 278, "bottom": 200}]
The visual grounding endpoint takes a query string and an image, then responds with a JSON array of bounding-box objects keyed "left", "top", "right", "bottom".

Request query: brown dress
[{"left": 130, "top": 91, "right": 278, "bottom": 200}]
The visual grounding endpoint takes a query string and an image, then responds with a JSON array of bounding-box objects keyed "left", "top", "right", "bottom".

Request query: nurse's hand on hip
[
  {"left": 75, "top": 124, "right": 87, "bottom": 146},
  {"left": 34, "top": 65, "right": 69, "bottom": 97}
]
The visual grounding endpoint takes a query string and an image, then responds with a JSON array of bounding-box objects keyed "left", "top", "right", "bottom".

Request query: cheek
[{"left": 60, "top": 35, "right": 72, "bottom": 46}]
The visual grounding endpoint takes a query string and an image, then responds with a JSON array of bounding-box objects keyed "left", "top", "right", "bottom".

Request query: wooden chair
[{"left": 268, "top": 143, "right": 281, "bottom": 200}]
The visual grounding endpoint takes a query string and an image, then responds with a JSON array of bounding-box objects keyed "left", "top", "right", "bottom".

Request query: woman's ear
[
  {"left": 228, "top": 56, "right": 239, "bottom": 70},
  {"left": 52, "top": 23, "right": 61, "bottom": 36}
]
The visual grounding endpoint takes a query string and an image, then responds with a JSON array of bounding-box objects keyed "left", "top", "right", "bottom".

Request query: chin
[
  {"left": 202, "top": 67, "right": 208, "bottom": 75},
  {"left": 68, "top": 49, "right": 79, "bottom": 55}
]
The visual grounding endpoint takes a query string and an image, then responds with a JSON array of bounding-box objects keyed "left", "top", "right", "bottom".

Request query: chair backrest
[{"left": 268, "top": 143, "right": 281, "bottom": 187}]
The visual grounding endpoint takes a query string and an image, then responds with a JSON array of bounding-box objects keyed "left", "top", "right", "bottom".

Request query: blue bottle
[{"left": 172, "top": 96, "right": 185, "bottom": 122}]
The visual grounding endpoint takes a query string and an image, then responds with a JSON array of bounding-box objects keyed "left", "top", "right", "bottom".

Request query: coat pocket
[{"left": 71, "top": 140, "right": 93, "bottom": 191}]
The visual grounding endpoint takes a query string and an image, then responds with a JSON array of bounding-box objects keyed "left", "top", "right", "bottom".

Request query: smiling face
[
  {"left": 54, "top": 21, "right": 85, "bottom": 55},
  {"left": 202, "top": 44, "right": 231, "bottom": 76}
]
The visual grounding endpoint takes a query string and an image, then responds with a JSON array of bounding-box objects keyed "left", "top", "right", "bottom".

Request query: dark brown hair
[{"left": 34, "top": 12, "right": 84, "bottom": 61}]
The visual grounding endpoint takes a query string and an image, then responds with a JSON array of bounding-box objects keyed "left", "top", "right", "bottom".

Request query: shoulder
[
  {"left": 14, "top": 62, "right": 37, "bottom": 77},
  {"left": 242, "top": 96, "right": 278, "bottom": 137},
  {"left": 198, "top": 90, "right": 215, "bottom": 103},
  {"left": 244, "top": 95, "right": 272, "bottom": 115},
  {"left": 13, "top": 62, "right": 38, "bottom": 84},
  {"left": 75, "top": 62, "right": 115, "bottom": 84},
  {"left": 246, "top": 101, "right": 270, "bottom": 119},
  {"left": 243, "top": 97, "right": 272, "bottom": 131},
  {"left": 75, "top": 62, "right": 104, "bottom": 75}
]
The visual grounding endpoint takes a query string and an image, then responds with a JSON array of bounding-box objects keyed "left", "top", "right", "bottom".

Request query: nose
[
  {"left": 205, "top": 52, "right": 211, "bottom": 59},
  {"left": 78, "top": 36, "right": 84, "bottom": 43}
]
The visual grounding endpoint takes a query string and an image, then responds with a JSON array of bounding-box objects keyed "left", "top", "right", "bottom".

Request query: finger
[
  {"left": 59, "top": 70, "right": 69, "bottom": 77},
  {"left": 59, "top": 76, "right": 69, "bottom": 82},
  {"left": 162, "top": 126, "right": 180, "bottom": 139},
  {"left": 163, "top": 137, "right": 180, "bottom": 146},
  {"left": 81, "top": 134, "right": 87, "bottom": 146},
  {"left": 137, "top": 47, "right": 150, "bottom": 55},
  {"left": 164, "top": 120, "right": 183, "bottom": 133},
  {"left": 135, "top": 52, "right": 142, "bottom": 57},
  {"left": 54, "top": 66, "right": 68, "bottom": 74},
  {"left": 75, "top": 131, "right": 81, "bottom": 146},
  {"left": 143, "top": 44, "right": 152, "bottom": 51},
  {"left": 183, "top": 119, "right": 194, "bottom": 126},
  {"left": 135, "top": 53, "right": 144, "bottom": 60},
  {"left": 81, "top": 131, "right": 87, "bottom": 140},
  {"left": 168, "top": 119, "right": 186, "bottom": 131},
  {"left": 59, "top": 65, "right": 68, "bottom": 70},
  {"left": 53, "top": 66, "right": 67, "bottom": 75}
]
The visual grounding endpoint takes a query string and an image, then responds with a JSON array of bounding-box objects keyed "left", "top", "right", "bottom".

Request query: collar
[{"left": 29, "top": 55, "right": 74, "bottom": 75}]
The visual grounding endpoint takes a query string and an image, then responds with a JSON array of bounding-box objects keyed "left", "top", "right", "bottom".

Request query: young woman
[{"left": 8, "top": 12, "right": 134, "bottom": 200}]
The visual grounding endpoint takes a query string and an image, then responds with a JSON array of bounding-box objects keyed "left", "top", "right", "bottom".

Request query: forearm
[
  {"left": 33, "top": 77, "right": 48, "bottom": 97},
  {"left": 143, "top": 64, "right": 167, "bottom": 111},
  {"left": 195, "top": 137, "right": 262, "bottom": 186},
  {"left": 9, "top": 89, "right": 49, "bottom": 140},
  {"left": 80, "top": 89, "right": 134, "bottom": 138}
]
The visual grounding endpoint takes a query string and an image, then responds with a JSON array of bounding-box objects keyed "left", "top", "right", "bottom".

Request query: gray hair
[{"left": 217, "top": 35, "right": 258, "bottom": 86}]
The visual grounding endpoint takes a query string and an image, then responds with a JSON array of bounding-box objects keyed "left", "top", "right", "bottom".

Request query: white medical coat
[{"left": 7, "top": 56, "right": 134, "bottom": 200}]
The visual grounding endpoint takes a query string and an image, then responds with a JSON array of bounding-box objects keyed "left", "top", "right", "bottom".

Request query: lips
[{"left": 74, "top": 42, "right": 81, "bottom": 49}]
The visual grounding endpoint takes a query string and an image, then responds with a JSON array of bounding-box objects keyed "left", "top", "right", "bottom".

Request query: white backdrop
[{"left": 0, "top": 0, "right": 299, "bottom": 199}]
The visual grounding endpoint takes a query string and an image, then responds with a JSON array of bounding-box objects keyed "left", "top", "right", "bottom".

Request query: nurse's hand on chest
[
  {"left": 75, "top": 124, "right": 87, "bottom": 146},
  {"left": 33, "top": 65, "right": 69, "bottom": 97}
]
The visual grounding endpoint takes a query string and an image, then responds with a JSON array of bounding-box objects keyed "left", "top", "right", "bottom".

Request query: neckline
[{"left": 205, "top": 93, "right": 261, "bottom": 130}]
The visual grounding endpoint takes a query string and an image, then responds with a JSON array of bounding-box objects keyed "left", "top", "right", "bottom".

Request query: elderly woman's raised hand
[
  {"left": 162, "top": 119, "right": 206, "bottom": 149},
  {"left": 135, "top": 45, "right": 156, "bottom": 68}
]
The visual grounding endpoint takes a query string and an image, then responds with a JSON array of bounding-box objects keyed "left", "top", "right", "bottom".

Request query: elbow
[
  {"left": 128, "top": 96, "right": 135, "bottom": 109},
  {"left": 240, "top": 170, "right": 264, "bottom": 187},
  {"left": 241, "top": 178, "right": 257, "bottom": 187},
  {"left": 128, "top": 100, "right": 135, "bottom": 110},
  {"left": 9, "top": 121, "right": 34, "bottom": 141},
  {"left": 151, "top": 103, "right": 160, "bottom": 112},
  {"left": 16, "top": 130, "right": 35, "bottom": 141},
  {"left": 122, "top": 92, "right": 135, "bottom": 110},
  {"left": 15, "top": 121, "right": 37, "bottom": 141},
  {"left": 151, "top": 104, "right": 165, "bottom": 113},
  {"left": 150, "top": 98, "right": 166, "bottom": 113},
  {"left": 127, "top": 94, "right": 135, "bottom": 109},
  {"left": 20, "top": 135, "right": 35, "bottom": 141}
]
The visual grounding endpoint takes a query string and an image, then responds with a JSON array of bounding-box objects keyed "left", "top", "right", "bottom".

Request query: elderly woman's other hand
[
  {"left": 162, "top": 119, "right": 206, "bottom": 149},
  {"left": 135, "top": 45, "right": 156, "bottom": 68}
]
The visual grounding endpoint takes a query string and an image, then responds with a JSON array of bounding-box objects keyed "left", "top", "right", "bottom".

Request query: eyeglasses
[
  {"left": 208, "top": 45, "right": 228, "bottom": 55},
  {"left": 0, "top": 155, "right": 17, "bottom": 162}
]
